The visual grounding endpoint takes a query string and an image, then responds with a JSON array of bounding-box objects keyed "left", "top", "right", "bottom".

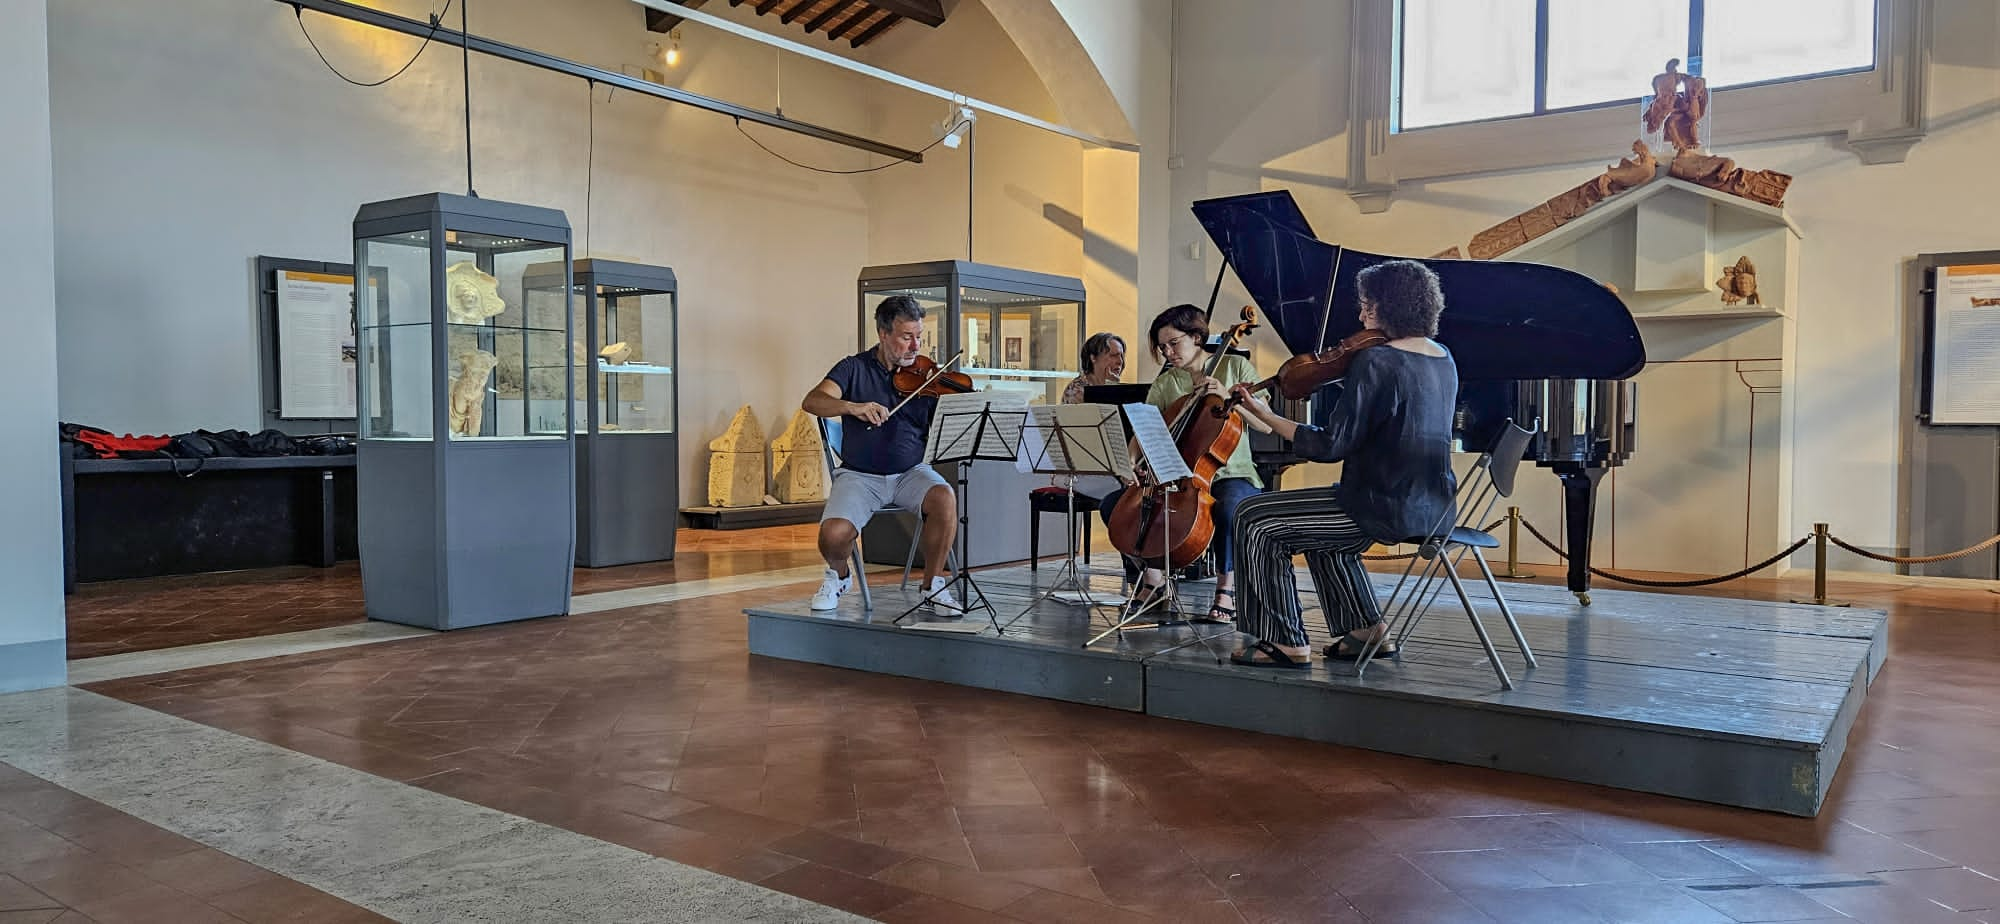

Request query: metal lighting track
[
  {"left": 282, "top": 0, "right": 924, "bottom": 163},
  {"left": 633, "top": 0, "right": 1141, "bottom": 153}
]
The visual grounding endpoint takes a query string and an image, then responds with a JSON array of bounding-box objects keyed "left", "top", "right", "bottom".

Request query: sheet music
[
  {"left": 1015, "top": 404, "right": 1130, "bottom": 477},
  {"left": 1123, "top": 403, "right": 1193, "bottom": 482},
  {"left": 924, "top": 390, "right": 1030, "bottom": 464}
]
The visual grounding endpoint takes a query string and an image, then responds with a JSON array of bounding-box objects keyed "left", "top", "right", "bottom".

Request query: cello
[{"left": 1107, "top": 306, "right": 1261, "bottom": 568}]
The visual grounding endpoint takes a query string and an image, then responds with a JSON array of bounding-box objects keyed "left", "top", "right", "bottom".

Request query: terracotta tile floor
[
  {"left": 63, "top": 525, "right": 824, "bottom": 660},
  {"left": 68, "top": 565, "right": 2000, "bottom": 923},
  {"left": 0, "top": 761, "right": 389, "bottom": 923}
]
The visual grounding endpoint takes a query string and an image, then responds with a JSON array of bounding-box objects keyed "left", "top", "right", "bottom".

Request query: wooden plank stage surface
[{"left": 744, "top": 557, "right": 1887, "bottom": 816}]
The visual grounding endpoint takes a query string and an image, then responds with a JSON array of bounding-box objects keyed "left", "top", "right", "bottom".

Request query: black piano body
[{"left": 1192, "top": 190, "right": 1643, "bottom": 603}]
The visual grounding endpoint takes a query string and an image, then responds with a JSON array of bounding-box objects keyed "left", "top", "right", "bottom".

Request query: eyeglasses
[{"left": 1158, "top": 334, "right": 1193, "bottom": 354}]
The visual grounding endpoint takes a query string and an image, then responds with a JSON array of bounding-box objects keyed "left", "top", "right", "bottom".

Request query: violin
[
  {"left": 1226, "top": 328, "right": 1388, "bottom": 410},
  {"left": 1106, "top": 306, "right": 1260, "bottom": 568},
  {"left": 892, "top": 354, "right": 975, "bottom": 398},
  {"left": 872, "top": 351, "right": 974, "bottom": 429}
]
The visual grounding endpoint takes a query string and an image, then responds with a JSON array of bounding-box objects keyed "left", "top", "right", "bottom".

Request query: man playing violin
[{"left": 802, "top": 295, "right": 962, "bottom": 615}]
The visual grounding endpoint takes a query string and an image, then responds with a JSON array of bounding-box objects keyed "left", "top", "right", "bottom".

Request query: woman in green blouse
[{"left": 1098, "top": 304, "right": 1268, "bottom": 622}]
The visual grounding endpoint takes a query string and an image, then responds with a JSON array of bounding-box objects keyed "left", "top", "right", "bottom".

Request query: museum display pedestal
[{"left": 353, "top": 193, "right": 577, "bottom": 629}]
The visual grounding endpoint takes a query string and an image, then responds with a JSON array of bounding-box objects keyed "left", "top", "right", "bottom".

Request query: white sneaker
[
  {"left": 927, "top": 576, "right": 965, "bottom": 617},
  {"left": 811, "top": 568, "right": 851, "bottom": 611}
]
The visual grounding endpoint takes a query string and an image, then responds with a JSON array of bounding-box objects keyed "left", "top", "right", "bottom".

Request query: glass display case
[
  {"left": 524, "top": 259, "right": 680, "bottom": 567},
  {"left": 352, "top": 193, "right": 576, "bottom": 629},
  {"left": 857, "top": 261, "right": 1087, "bottom": 407},
  {"left": 854, "top": 261, "right": 1087, "bottom": 567}
]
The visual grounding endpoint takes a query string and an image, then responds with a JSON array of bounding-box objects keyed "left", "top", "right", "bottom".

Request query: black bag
[
  {"left": 168, "top": 432, "right": 230, "bottom": 460},
  {"left": 242, "top": 429, "right": 299, "bottom": 457},
  {"left": 296, "top": 434, "right": 356, "bottom": 456}
]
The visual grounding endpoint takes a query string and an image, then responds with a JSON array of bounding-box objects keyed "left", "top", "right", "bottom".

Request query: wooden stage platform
[{"left": 744, "top": 560, "right": 1888, "bottom": 816}]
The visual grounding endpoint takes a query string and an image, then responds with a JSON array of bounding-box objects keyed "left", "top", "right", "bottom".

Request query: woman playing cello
[{"left": 1098, "top": 305, "right": 1269, "bottom": 623}]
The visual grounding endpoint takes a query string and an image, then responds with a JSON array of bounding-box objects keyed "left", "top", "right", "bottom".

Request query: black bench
[{"left": 61, "top": 453, "right": 357, "bottom": 592}]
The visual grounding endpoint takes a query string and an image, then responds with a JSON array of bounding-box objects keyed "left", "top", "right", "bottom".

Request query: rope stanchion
[
  {"left": 1788, "top": 523, "right": 1837, "bottom": 606},
  {"left": 1499, "top": 505, "right": 1534, "bottom": 578},
  {"left": 1462, "top": 509, "right": 2000, "bottom": 601},
  {"left": 1516, "top": 517, "right": 1811, "bottom": 588},
  {"left": 1826, "top": 530, "right": 2000, "bottom": 565}
]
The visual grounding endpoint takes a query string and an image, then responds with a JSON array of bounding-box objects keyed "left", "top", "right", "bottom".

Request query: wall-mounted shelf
[{"left": 1635, "top": 306, "right": 1791, "bottom": 323}]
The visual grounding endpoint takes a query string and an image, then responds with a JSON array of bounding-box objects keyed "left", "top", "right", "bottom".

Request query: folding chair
[
  {"left": 1356, "top": 419, "right": 1539, "bottom": 690},
  {"left": 817, "top": 417, "right": 957, "bottom": 611}
]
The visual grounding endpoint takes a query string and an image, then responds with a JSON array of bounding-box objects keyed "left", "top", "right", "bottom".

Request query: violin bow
[{"left": 872, "top": 350, "right": 966, "bottom": 429}]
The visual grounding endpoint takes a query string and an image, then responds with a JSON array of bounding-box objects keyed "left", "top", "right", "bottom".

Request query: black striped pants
[{"left": 1232, "top": 486, "right": 1381, "bottom": 648}]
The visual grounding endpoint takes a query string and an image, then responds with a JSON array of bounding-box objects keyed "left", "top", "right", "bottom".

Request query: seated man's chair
[{"left": 818, "top": 418, "right": 957, "bottom": 610}]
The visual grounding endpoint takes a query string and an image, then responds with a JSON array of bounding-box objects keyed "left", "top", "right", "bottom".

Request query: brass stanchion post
[
  {"left": 1500, "top": 505, "right": 1534, "bottom": 578},
  {"left": 1790, "top": 522, "right": 1846, "bottom": 606},
  {"left": 1812, "top": 522, "right": 1829, "bottom": 605}
]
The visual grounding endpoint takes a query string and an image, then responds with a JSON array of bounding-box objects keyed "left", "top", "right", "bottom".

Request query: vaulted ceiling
[{"left": 646, "top": 0, "right": 948, "bottom": 48}]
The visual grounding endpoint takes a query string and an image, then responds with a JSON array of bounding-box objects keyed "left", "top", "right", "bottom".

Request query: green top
[{"left": 1146, "top": 352, "right": 1263, "bottom": 489}]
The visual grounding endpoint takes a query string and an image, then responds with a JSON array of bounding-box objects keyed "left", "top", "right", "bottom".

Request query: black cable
[
  {"left": 294, "top": 0, "right": 451, "bottom": 87},
  {"left": 461, "top": 0, "right": 475, "bottom": 197},
  {"left": 735, "top": 117, "right": 968, "bottom": 174}
]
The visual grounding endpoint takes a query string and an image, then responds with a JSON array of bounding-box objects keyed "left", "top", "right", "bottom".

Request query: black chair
[
  {"left": 817, "top": 418, "right": 958, "bottom": 611},
  {"left": 1028, "top": 486, "right": 1098, "bottom": 569},
  {"left": 1355, "top": 419, "right": 1540, "bottom": 689}
]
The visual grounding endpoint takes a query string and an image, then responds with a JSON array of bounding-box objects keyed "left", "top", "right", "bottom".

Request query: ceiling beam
[
  {"left": 644, "top": 0, "right": 708, "bottom": 32},
  {"left": 754, "top": 0, "right": 783, "bottom": 14},
  {"left": 860, "top": 0, "right": 941, "bottom": 27},
  {"left": 629, "top": 0, "right": 1139, "bottom": 150},
  {"left": 778, "top": 0, "right": 814, "bottom": 25},
  {"left": 849, "top": 12, "right": 900, "bottom": 46},
  {"left": 803, "top": 0, "right": 858, "bottom": 33},
  {"left": 286, "top": 0, "right": 924, "bottom": 162},
  {"left": 826, "top": 7, "right": 873, "bottom": 39}
]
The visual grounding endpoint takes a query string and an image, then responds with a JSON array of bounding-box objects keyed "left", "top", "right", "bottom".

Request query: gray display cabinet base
[
  {"left": 361, "top": 439, "right": 574, "bottom": 629},
  {"left": 576, "top": 432, "right": 677, "bottom": 567}
]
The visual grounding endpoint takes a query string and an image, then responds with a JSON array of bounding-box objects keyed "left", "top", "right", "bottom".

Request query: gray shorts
[{"left": 821, "top": 465, "right": 950, "bottom": 528}]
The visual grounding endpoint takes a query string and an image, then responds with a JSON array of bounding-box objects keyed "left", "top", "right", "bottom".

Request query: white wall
[
  {"left": 49, "top": 0, "right": 878, "bottom": 507},
  {"left": 0, "top": 0, "right": 66, "bottom": 691},
  {"left": 1169, "top": 0, "right": 2000, "bottom": 571},
  {"left": 857, "top": 1, "right": 1084, "bottom": 278},
  {"left": 967, "top": 0, "right": 1172, "bottom": 372}
]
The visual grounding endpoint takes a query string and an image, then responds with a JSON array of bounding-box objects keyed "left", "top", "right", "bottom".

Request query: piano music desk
[{"left": 746, "top": 558, "right": 1886, "bottom": 817}]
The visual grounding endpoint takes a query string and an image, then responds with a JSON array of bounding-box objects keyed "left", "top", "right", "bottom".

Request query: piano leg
[{"left": 1552, "top": 463, "right": 1607, "bottom": 605}]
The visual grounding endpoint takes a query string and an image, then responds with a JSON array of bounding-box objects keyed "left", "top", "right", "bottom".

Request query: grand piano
[{"left": 1192, "top": 190, "right": 1643, "bottom": 604}]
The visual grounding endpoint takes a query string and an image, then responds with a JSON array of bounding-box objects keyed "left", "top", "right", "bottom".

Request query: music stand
[
  {"left": 896, "top": 390, "right": 1030, "bottom": 632},
  {"left": 1007, "top": 404, "right": 1131, "bottom": 626},
  {"left": 1084, "top": 403, "right": 1212, "bottom": 649}
]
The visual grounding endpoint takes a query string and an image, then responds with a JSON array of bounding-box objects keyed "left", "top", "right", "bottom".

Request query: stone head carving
[
  {"left": 1716, "top": 256, "right": 1761, "bottom": 306},
  {"left": 445, "top": 261, "right": 506, "bottom": 325}
]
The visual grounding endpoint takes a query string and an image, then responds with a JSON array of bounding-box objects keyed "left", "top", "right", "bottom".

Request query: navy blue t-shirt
[{"left": 826, "top": 350, "right": 935, "bottom": 475}]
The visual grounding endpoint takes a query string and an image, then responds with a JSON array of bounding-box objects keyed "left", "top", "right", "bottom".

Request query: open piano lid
[{"left": 1191, "top": 190, "right": 1646, "bottom": 381}]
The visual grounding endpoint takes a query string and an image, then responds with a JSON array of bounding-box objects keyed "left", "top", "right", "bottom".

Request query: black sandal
[
  {"left": 1229, "top": 639, "right": 1310, "bottom": 670},
  {"left": 1324, "top": 631, "right": 1398, "bottom": 661},
  {"left": 1130, "top": 580, "right": 1174, "bottom": 612},
  {"left": 1195, "top": 589, "right": 1236, "bottom": 625}
]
